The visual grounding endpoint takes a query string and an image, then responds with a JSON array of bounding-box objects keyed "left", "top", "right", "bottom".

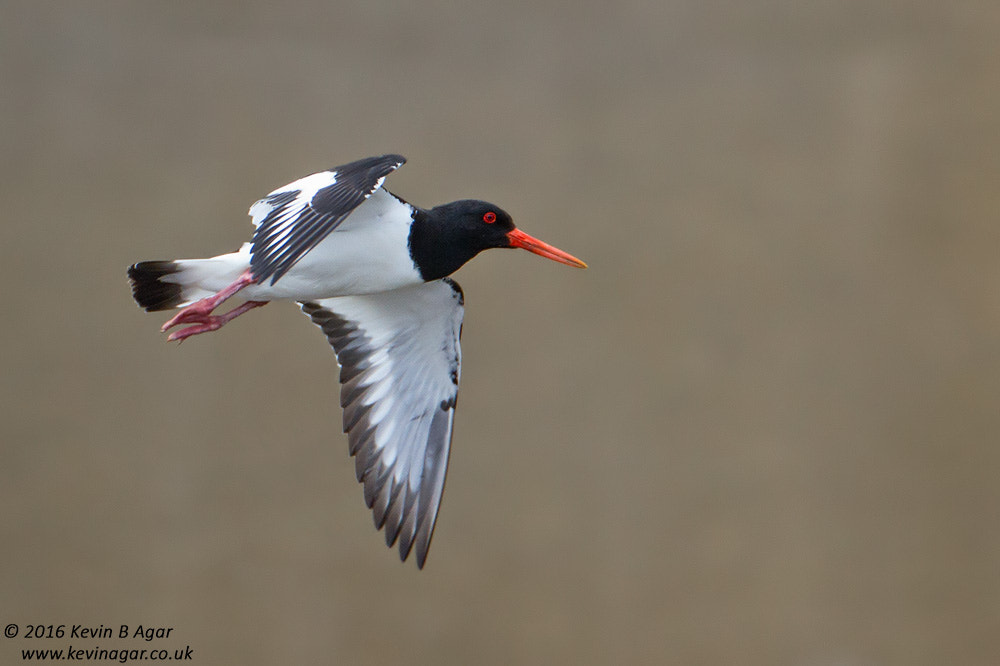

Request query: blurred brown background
[{"left": 2, "top": 2, "right": 999, "bottom": 664}]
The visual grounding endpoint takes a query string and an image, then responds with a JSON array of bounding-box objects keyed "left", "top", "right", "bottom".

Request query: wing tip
[{"left": 374, "top": 153, "right": 406, "bottom": 170}]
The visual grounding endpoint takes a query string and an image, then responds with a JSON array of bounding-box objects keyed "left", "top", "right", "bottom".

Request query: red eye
[{"left": 483, "top": 211, "right": 497, "bottom": 224}]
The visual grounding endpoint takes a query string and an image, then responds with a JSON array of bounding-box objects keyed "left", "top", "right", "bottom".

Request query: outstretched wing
[
  {"left": 300, "top": 278, "right": 464, "bottom": 568},
  {"left": 249, "top": 154, "right": 406, "bottom": 285}
]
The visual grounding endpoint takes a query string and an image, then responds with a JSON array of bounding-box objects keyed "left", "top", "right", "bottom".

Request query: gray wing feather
[{"left": 300, "top": 278, "right": 464, "bottom": 568}]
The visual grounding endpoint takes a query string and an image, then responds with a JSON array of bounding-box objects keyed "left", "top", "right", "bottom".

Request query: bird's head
[{"left": 414, "top": 199, "right": 587, "bottom": 280}]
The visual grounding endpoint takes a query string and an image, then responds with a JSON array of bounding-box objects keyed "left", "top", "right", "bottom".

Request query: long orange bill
[{"left": 506, "top": 228, "right": 587, "bottom": 268}]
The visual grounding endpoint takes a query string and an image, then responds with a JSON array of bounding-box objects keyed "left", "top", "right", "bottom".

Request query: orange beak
[{"left": 506, "top": 228, "right": 588, "bottom": 268}]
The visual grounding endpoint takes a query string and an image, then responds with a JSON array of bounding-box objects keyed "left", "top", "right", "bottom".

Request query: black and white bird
[{"left": 128, "top": 154, "right": 586, "bottom": 568}]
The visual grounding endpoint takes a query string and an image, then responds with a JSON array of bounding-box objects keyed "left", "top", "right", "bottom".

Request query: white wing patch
[{"left": 249, "top": 171, "right": 338, "bottom": 227}]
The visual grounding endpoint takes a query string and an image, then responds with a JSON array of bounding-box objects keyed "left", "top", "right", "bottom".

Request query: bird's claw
[
  {"left": 163, "top": 299, "right": 268, "bottom": 342},
  {"left": 166, "top": 317, "right": 224, "bottom": 342},
  {"left": 161, "top": 301, "right": 216, "bottom": 331}
]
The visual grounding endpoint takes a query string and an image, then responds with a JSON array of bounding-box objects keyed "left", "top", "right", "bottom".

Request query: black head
[
  {"left": 430, "top": 199, "right": 517, "bottom": 250},
  {"left": 408, "top": 199, "right": 586, "bottom": 281}
]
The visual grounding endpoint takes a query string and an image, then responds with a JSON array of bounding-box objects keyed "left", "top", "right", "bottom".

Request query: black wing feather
[{"left": 250, "top": 154, "right": 406, "bottom": 284}]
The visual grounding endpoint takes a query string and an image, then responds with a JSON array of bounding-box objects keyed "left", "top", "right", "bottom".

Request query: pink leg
[
  {"left": 161, "top": 270, "right": 256, "bottom": 332},
  {"left": 166, "top": 300, "right": 268, "bottom": 342}
]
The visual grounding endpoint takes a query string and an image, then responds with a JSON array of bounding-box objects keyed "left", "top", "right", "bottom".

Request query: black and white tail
[{"left": 128, "top": 254, "right": 245, "bottom": 312}]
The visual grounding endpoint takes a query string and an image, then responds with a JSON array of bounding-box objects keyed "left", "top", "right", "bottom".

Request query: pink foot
[
  {"left": 161, "top": 300, "right": 216, "bottom": 332},
  {"left": 167, "top": 301, "right": 268, "bottom": 342},
  {"left": 161, "top": 270, "right": 257, "bottom": 332}
]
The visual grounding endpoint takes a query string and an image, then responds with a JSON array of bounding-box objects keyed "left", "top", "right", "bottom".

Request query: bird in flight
[{"left": 128, "top": 154, "right": 586, "bottom": 567}]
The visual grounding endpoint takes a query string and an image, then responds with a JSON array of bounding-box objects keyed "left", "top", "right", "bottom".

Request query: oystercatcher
[{"left": 128, "top": 154, "right": 586, "bottom": 568}]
